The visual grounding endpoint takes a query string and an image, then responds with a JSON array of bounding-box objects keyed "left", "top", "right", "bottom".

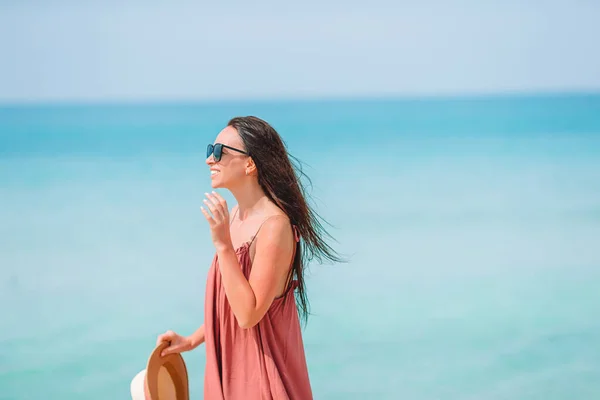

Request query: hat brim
[{"left": 144, "top": 342, "right": 190, "bottom": 400}]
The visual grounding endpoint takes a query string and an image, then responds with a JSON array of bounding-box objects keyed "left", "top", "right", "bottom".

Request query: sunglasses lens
[
  {"left": 214, "top": 144, "right": 222, "bottom": 161},
  {"left": 207, "top": 143, "right": 224, "bottom": 161}
]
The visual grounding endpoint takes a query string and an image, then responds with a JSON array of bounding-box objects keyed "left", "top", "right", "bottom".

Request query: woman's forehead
[{"left": 215, "top": 126, "right": 243, "bottom": 147}]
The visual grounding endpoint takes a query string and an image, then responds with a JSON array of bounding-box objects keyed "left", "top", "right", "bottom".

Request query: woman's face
[{"left": 205, "top": 126, "right": 249, "bottom": 189}]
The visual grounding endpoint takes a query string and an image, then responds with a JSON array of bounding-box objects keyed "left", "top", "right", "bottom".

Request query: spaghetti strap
[
  {"left": 233, "top": 206, "right": 301, "bottom": 254},
  {"left": 292, "top": 224, "right": 300, "bottom": 243},
  {"left": 248, "top": 215, "right": 301, "bottom": 247},
  {"left": 248, "top": 215, "right": 280, "bottom": 246},
  {"left": 281, "top": 224, "right": 301, "bottom": 295},
  {"left": 230, "top": 206, "right": 239, "bottom": 223}
]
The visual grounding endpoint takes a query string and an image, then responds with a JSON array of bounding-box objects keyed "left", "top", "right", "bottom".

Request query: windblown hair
[{"left": 228, "top": 116, "right": 344, "bottom": 325}]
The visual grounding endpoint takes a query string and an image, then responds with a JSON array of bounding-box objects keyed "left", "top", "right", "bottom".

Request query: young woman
[{"left": 134, "top": 116, "right": 342, "bottom": 399}]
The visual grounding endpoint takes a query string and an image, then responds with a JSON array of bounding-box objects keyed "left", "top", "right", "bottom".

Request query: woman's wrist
[
  {"left": 187, "top": 325, "right": 206, "bottom": 350},
  {"left": 186, "top": 335, "right": 198, "bottom": 350},
  {"left": 215, "top": 241, "right": 234, "bottom": 254}
]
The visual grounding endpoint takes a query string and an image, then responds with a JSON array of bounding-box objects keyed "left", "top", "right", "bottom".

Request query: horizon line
[{"left": 1, "top": 88, "right": 600, "bottom": 108}]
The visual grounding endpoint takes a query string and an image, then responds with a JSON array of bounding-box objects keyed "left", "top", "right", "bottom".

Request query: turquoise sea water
[{"left": 1, "top": 94, "right": 600, "bottom": 399}]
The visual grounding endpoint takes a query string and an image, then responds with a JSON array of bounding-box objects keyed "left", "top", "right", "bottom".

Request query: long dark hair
[{"left": 228, "top": 116, "right": 344, "bottom": 325}]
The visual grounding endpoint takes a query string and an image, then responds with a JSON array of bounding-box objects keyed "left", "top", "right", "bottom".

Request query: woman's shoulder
[
  {"left": 252, "top": 204, "right": 293, "bottom": 244},
  {"left": 262, "top": 203, "right": 291, "bottom": 226},
  {"left": 230, "top": 202, "right": 290, "bottom": 226}
]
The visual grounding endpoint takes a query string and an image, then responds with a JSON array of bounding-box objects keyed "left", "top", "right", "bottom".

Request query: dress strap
[
  {"left": 229, "top": 206, "right": 239, "bottom": 223},
  {"left": 245, "top": 216, "right": 301, "bottom": 298},
  {"left": 281, "top": 224, "right": 300, "bottom": 296},
  {"left": 285, "top": 225, "right": 299, "bottom": 260},
  {"left": 249, "top": 217, "right": 301, "bottom": 246},
  {"left": 248, "top": 215, "right": 280, "bottom": 246},
  {"left": 292, "top": 225, "right": 300, "bottom": 243}
]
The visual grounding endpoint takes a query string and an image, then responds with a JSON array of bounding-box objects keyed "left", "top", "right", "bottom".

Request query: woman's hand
[
  {"left": 201, "top": 191, "right": 233, "bottom": 251},
  {"left": 156, "top": 330, "right": 193, "bottom": 357}
]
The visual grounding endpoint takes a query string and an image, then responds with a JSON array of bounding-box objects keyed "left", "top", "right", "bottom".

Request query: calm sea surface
[{"left": 1, "top": 94, "right": 600, "bottom": 399}]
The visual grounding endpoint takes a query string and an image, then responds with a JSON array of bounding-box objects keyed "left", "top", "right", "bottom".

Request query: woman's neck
[{"left": 230, "top": 181, "right": 270, "bottom": 220}]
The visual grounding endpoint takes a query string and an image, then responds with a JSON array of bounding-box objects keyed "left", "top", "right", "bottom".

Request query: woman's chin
[
  {"left": 210, "top": 176, "right": 223, "bottom": 189},
  {"left": 210, "top": 174, "right": 236, "bottom": 190}
]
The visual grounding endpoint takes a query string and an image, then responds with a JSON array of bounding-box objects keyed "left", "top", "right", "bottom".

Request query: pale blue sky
[{"left": 1, "top": 0, "right": 599, "bottom": 103}]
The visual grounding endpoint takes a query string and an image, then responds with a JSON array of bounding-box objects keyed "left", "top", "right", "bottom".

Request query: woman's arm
[
  {"left": 216, "top": 216, "right": 294, "bottom": 329},
  {"left": 158, "top": 323, "right": 205, "bottom": 356},
  {"left": 187, "top": 324, "right": 205, "bottom": 349}
]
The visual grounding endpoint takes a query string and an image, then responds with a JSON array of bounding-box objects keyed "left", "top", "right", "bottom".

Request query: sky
[{"left": 1, "top": 0, "right": 599, "bottom": 103}]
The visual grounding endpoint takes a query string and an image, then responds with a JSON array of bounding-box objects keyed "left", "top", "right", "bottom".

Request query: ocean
[{"left": 1, "top": 94, "right": 600, "bottom": 399}]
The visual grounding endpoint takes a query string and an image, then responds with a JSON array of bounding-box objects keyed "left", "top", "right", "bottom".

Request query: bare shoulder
[{"left": 256, "top": 210, "right": 293, "bottom": 249}]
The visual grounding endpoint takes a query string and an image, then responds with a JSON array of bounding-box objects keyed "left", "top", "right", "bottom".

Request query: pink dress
[{"left": 203, "top": 224, "right": 313, "bottom": 399}]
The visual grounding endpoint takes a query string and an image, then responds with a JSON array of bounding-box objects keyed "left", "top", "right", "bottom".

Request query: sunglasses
[{"left": 207, "top": 143, "right": 248, "bottom": 162}]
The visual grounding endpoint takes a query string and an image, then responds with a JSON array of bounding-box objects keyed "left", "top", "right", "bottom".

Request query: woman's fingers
[
  {"left": 161, "top": 337, "right": 191, "bottom": 357},
  {"left": 200, "top": 205, "right": 216, "bottom": 225},
  {"left": 210, "top": 191, "right": 229, "bottom": 219},
  {"left": 203, "top": 193, "right": 224, "bottom": 221},
  {"left": 161, "top": 344, "right": 179, "bottom": 357},
  {"left": 156, "top": 330, "right": 174, "bottom": 346}
]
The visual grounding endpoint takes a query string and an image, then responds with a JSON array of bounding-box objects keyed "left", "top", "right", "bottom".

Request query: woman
[{"left": 133, "top": 116, "right": 342, "bottom": 399}]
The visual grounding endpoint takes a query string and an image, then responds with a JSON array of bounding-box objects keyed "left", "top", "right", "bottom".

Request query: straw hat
[{"left": 130, "top": 342, "right": 190, "bottom": 400}]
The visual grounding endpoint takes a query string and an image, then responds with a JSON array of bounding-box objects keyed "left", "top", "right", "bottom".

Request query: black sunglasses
[{"left": 207, "top": 143, "right": 248, "bottom": 162}]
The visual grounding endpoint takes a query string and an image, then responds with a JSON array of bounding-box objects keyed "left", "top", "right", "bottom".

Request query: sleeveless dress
[{"left": 203, "top": 219, "right": 313, "bottom": 399}]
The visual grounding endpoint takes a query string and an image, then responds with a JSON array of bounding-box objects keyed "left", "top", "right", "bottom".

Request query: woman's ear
[{"left": 245, "top": 158, "right": 257, "bottom": 176}]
